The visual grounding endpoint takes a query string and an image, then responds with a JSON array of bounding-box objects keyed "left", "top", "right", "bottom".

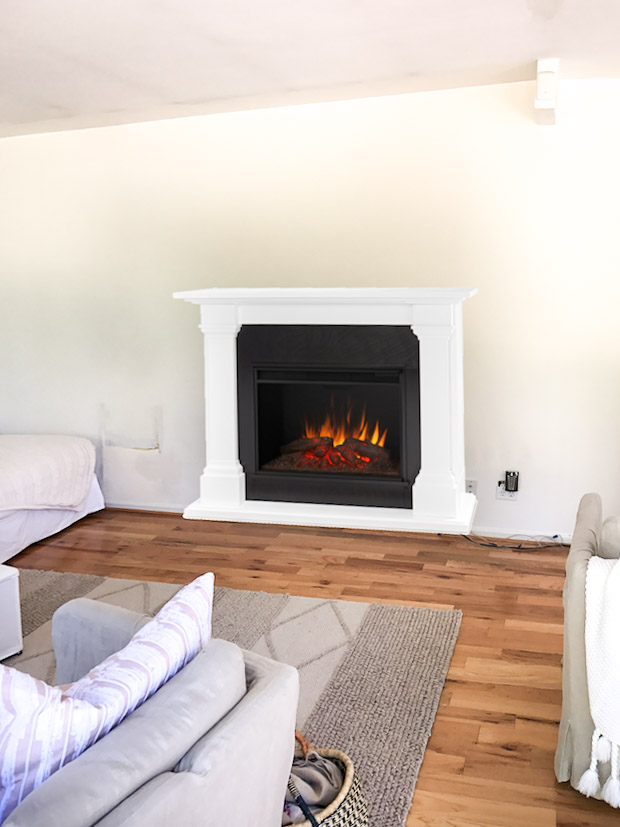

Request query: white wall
[{"left": 1, "top": 80, "right": 620, "bottom": 536}]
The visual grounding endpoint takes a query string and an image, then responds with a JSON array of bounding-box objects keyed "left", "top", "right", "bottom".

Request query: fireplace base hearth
[
  {"left": 181, "top": 496, "right": 476, "bottom": 534},
  {"left": 174, "top": 287, "right": 477, "bottom": 535}
]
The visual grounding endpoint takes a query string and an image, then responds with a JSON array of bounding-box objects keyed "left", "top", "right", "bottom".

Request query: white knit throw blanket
[{"left": 579, "top": 556, "right": 620, "bottom": 806}]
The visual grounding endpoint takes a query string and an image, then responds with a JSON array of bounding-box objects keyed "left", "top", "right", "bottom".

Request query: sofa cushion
[
  {"left": 5, "top": 639, "right": 247, "bottom": 827},
  {"left": 599, "top": 516, "right": 620, "bottom": 559},
  {"left": 65, "top": 572, "right": 214, "bottom": 712},
  {"left": 0, "top": 573, "right": 213, "bottom": 822}
]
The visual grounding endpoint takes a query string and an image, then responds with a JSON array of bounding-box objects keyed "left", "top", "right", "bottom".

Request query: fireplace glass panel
[{"left": 256, "top": 369, "right": 402, "bottom": 479}]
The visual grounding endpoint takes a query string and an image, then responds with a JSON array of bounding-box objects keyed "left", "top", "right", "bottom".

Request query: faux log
[
  {"left": 343, "top": 437, "right": 384, "bottom": 459},
  {"left": 282, "top": 436, "right": 333, "bottom": 454}
]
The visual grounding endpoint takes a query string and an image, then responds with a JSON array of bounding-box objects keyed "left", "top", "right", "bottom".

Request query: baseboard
[{"left": 104, "top": 502, "right": 185, "bottom": 516}]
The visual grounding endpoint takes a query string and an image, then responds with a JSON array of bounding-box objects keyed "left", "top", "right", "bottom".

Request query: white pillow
[{"left": 0, "top": 572, "right": 213, "bottom": 821}]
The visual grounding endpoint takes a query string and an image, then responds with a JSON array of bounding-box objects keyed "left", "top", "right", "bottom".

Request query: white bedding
[
  {"left": 0, "top": 435, "right": 95, "bottom": 512},
  {"left": 0, "top": 475, "right": 105, "bottom": 564}
]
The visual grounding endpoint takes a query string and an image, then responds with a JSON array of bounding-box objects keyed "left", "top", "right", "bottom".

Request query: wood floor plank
[
  {"left": 12, "top": 509, "right": 615, "bottom": 826},
  {"left": 406, "top": 790, "right": 557, "bottom": 827}
]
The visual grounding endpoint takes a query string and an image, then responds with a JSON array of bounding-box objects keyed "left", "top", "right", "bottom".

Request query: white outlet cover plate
[{"left": 496, "top": 482, "right": 518, "bottom": 501}]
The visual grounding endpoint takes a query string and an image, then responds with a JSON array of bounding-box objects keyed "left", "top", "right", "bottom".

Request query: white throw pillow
[{"left": 0, "top": 572, "right": 213, "bottom": 821}]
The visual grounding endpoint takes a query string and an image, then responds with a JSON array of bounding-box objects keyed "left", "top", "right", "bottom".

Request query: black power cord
[{"left": 450, "top": 533, "right": 569, "bottom": 551}]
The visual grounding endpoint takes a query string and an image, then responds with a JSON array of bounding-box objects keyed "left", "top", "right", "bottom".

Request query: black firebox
[{"left": 237, "top": 325, "right": 420, "bottom": 508}]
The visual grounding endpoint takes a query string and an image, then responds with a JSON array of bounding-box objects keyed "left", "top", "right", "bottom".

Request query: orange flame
[{"left": 303, "top": 398, "right": 387, "bottom": 448}]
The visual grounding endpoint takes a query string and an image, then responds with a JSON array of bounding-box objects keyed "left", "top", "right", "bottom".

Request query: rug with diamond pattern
[{"left": 8, "top": 568, "right": 461, "bottom": 827}]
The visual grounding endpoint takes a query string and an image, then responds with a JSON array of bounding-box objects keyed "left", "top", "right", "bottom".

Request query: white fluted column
[
  {"left": 411, "top": 302, "right": 466, "bottom": 518},
  {"left": 198, "top": 304, "right": 245, "bottom": 507}
]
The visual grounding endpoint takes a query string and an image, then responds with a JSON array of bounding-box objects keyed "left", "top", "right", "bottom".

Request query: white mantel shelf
[
  {"left": 174, "top": 286, "right": 478, "bottom": 534},
  {"left": 174, "top": 287, "right": 476, "bottom": 304}
]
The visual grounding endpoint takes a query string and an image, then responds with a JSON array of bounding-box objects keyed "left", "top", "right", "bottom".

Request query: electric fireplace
[
  {"left": 173, "top": 287, "right": 477, "bottom": 534},
  {"left": 237, "top": 325, "right": 420, "bottom": 508}
]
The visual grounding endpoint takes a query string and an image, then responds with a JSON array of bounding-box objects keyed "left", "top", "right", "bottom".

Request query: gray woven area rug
[{"left": 9, "top": 568, "right": 462, "bottom": 827}]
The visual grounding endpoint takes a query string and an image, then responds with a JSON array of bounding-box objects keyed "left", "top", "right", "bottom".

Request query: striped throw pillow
[{"left": 0, "top": 572, "right": 213, "bottom": 821}]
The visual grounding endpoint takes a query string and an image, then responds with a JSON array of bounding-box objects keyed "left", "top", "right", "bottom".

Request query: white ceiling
[{"left": 2, "top": 0, "right": 620, "bottom": 138}]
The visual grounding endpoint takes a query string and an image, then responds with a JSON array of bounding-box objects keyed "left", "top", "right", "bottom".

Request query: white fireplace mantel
[{"left": 174, "top": 287, "right": 477, "bottom": 534}]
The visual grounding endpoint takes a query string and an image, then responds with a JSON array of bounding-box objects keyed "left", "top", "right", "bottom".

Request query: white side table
[{"left": 0, "top": 565, "right": 23, "bottom": 660}]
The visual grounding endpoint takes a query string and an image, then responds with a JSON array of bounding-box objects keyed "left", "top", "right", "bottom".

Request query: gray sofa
[
  {"left": 6, "top": 598, "right": 299, "bottom": 827},
  {"left": 555, "top": 492, "right": 619, "bottom": 795}
]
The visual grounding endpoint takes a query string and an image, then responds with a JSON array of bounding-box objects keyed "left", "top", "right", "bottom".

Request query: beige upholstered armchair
[{"left": 555, "top": 493, "right": 620, "bottom": 798}]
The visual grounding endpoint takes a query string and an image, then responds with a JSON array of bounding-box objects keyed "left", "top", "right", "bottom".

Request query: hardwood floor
[{"left": 13, "top": 509, "right": 615, "bottom": 826}]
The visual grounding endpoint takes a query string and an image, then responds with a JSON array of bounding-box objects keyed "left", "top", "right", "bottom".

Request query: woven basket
[{"left": 288, "top": 734, "right": 369, "bottom": 827}]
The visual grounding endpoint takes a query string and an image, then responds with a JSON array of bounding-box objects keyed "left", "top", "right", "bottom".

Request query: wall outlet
[
  {"left": 497, "top": 481, "right": 518, "bottom": 501},
  {"left": 465, "top": 479, "right": 477, "bottom": 495}
]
